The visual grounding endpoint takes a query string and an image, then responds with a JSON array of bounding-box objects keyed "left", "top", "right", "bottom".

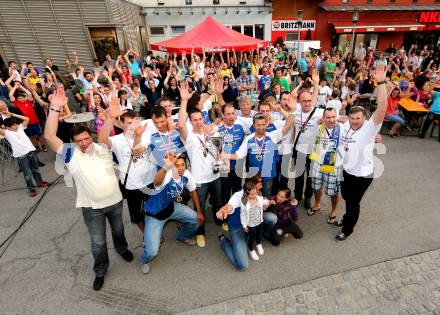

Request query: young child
[
  {"left": 240, "top": 181, "right": 274, "bottom": 261},
  {"left": 269, "top": 188, "right": 303, "bottom": 246},
  {"left": 0, "top": 112, "right": 49, "bottom": 197},
  {"left": 326, "top": 89, "right": 342, "bottom": 116}
]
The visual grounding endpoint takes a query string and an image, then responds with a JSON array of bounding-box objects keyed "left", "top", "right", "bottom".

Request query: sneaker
[
  {"left": 141, "top": 263, "right": 150, "bottom": 274},
  {"left": 93, "top": 276, "right": 104, "bottom": 290},
  {"left": 28, "top": 190, "right": 37, "bottom": 197},
  {"left": 38, "top": 182, "right": 50, "bottom": 188},
  {"left": 335, "top": 232, "right": 348, "bottom": 242},
  {"left": 249, "top": 250, "right": 259, "bottom": 261},
  {"left": 196, "top": 235, "right": 206, "bottom": 248},
  {"left": 120, "top": 250, "right": 134, "bottom": 262},
  {"left": 42, "top": 144, "right": 48, "bottom": 152},
  {"left": 256, "top": 244, "right": 264, "bottom": 256},
  {"left": 222, "top": 223, "right": 229, "bottom": 232},
  {"left": 179, "top": 239, "right": 196, "bottom": 246}
]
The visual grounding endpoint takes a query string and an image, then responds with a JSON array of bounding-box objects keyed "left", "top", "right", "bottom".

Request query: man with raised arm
[
  {"left": 178, "top": 80, "right": 223, "bottom": 248},
  {"left": 222, "top": 97, "right": 296, "bottom": 197},
  {"left": 98, "top": 102, "right": 155, "bottom": 234},
  {"left": 44, "top": 87, "right": 133, "bottom": 291},
  {"left": 334, "top": 64, "right": 388, "bottom": 241}
]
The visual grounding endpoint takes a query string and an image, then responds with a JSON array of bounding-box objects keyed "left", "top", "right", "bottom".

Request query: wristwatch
[
  {"left": 377, "top": 80, "right": 387, "bottom": 85},
  {"left": 50, "top": 107, "right": 61, "bottom": 113}
]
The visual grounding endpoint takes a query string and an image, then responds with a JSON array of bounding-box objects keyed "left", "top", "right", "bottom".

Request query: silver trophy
[{"left": 211, "top": 132, "right": 227, "bottom": 174}]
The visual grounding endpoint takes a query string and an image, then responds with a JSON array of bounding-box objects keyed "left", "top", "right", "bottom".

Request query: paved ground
[
  {"left": 0, "top": 135, "right": 439, "bottom": 314},
  {"left": 180, "top": 248, "right": 440, "bottom": 315}
]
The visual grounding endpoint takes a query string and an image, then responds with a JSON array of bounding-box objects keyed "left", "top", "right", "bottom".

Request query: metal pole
[{"left": 351, "top": 23, "right": 356, "bottom": 53}]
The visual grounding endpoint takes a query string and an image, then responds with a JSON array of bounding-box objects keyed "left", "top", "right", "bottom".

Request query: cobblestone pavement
[{"left": 180, "top": 249, "right": 440, "bottom": 315}]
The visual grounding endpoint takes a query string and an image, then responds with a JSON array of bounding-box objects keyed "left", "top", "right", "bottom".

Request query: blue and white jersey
[
  {"left": 218, "top": 120, "right": 246, "bottom": 170},
  {"left": 144, "top": 170, "right": 196, "bottom": 215},
  {"left": 226, "top": 190, "right": 244, "bottom": 231},
  {"left": 146, "top": 130, "right": 185, "bottom": 169},
  {"left": 202, "top": 110, "right": 211, "bottom": 125},
  {"left": 235, "top": 130, "right": 283, "bottom": 179}
]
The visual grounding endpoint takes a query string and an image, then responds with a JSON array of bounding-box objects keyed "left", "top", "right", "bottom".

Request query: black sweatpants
[
  {"left": 247, "top": 224, "right": 263, "bottom": 251},
  {"left": 340, "top": 171, "right": 373, "bottom": 236},
  {"left": 270, "top": 220, "right": 303, "bottom": 246}
]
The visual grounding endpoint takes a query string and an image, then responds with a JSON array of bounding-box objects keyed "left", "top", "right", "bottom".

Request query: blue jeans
[
  {"left": 196, "top": 178, "right": 223, "bottom": 233},
  {"left": 385, "top": 113, "right": 406, "bottom": 126},
  {"left": 16, "top": 151, "right": 43, "bottom": 191},
  {"left": 82, "top": 200, "right": 128, "bottom": 277},
  {"left": 219, "top": 212, "right": 277, "bottom": 271},
  {"left": 139, "top": 202, "right": 198, "bottom": 264}
]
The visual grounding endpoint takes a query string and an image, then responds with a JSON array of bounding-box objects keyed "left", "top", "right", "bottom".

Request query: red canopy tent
[{"left": 150, "top": 16, "right": 268, "bottom": 54}]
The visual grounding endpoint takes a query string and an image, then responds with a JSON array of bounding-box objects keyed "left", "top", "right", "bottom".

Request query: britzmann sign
[{"left": 272, "top": 20, "right": 316, "bottom": 31}]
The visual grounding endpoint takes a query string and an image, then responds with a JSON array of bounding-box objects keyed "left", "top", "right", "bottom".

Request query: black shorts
[{"left": 125, "top": 188, "right": 150, "bottom": 224}]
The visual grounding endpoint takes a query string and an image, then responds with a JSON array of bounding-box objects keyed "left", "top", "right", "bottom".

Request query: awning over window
[
  {"left": 321, "top": 4, "right": 440, "bottom": 12},
  {"left": 330, "top": 20, "right": 426, "bottom": 34}
]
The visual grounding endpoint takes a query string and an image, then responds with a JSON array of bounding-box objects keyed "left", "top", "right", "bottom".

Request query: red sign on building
[{"left": 419, "top": 12, "right": 440, "bottom": 23}]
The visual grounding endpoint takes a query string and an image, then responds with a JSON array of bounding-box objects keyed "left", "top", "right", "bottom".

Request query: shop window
[
  {"left": 366, "top": 0, "right": 372, "bottom": 3},
  {"left": 239, "top": 0, "right": 247, "bottom": 4},
  {"left": 186, "top": 0, "right": 192, "bottom": 4},
  {"left": 412, "top": 0, "right": 417, "bottom": 2},
  {"left": 157, "top": 0, "right": 164, "bottom": 5},
  {"left": 213, "top": 0, "right": 220, "bottom": 4},
  {"left": 150, "top": 26, "right": 165, "bottom": 36},
  {"left": 244, "top": 25, "right": 253, "bottom": 37},
  {"left": 232, "top": 25, "right": 241, "bottom": 33},
  {"left": 255, "top": 24, "right": 264, "bottom": 40},
  {"left": 171, "top": 26, "right": 185, "bottom": 34}
]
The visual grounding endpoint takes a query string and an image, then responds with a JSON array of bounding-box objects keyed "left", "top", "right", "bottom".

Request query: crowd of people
[{"left": 0, "top": 41, "right": 439, "bottom": 291}]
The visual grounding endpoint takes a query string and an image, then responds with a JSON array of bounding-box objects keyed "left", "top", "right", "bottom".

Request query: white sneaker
[
  {"left": 249, "top": 250, "right": 259, "bottom": 261},
  {"left": 141, "top": 263, "right": 150, "bottom": 274},
  {"left": 256, "top": 244, "right": 264, "bottom": 256}
]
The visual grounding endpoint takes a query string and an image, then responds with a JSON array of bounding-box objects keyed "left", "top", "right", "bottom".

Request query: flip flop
[
  {"left": 307, "top": 208, "right": 320, "bottom": 216},
  {"left": 327, "top": 215, "right": 337, "bottom": 224}
]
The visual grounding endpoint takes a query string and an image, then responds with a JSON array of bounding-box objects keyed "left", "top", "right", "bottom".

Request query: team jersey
[
  {"left": 144, "top": 129, "right": 185, "bottom": 169},
  {"left": 218, "top": 120, "right": 246, "bottom": 170},
  {"left": 235, "top": 129, "right": 283, "bottom": 179},
  {"left": 144, "top": 170, "right": 196, "bottom": 215}
]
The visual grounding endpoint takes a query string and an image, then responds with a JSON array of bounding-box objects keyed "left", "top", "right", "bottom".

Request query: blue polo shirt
[
  {"left": 218, "top": 121, "right": 246, "bottom": 170},
  {"left": 144, "top": 170, "right": 196, "bottom": 215},
  {"left": 148, "top": 130, "right": 185, "bottom": 169},
  {"left": 235, "top": 130, "right": 283, "bottom": 179}
]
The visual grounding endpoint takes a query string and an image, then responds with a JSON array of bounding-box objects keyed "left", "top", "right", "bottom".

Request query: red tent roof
[{"left": 150, "top": 16, "right": 268, "bottom": 54}]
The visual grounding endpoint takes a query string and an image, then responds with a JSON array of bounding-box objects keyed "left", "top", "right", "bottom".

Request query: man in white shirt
[
  {"left": 334, "top": 64, "right": 388, "bottom": 241},
  {"left": 0, "top": 111, "right": 48, "bottom": 197},
  {"left": 98, "top": 107, "right": 155, "bottom": 233},
  {"left": 178, "top": 81, "right": 223, "bottom": 248},
  {"left": 45, "top": 88, "right": 133, "bottom": 291},
  {"left": 292, "top": 71, "right": 321, "bottom": 210}
]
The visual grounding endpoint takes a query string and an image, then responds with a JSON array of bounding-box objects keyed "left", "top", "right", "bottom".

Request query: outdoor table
[{"left": 398, "top": 98, "right": 429, "bottom": 113}]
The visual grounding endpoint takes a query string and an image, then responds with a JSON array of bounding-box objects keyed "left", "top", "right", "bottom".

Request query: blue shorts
[{"left": 25, "top": 124, "right": 42, "bottom": 137}]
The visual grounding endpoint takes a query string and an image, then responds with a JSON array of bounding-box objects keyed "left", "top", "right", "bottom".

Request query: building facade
[
  {"left": 129, "top": 0, "right": 272, "bottom": 44},
  {"left": 271, "top": 0, "right": 440, "bottom": 53},
  {"left": 0, "top": 0, "right": 148, "bottom": 70}
]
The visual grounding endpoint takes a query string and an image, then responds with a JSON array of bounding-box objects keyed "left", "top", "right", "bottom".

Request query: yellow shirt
[
  {"left": 27, "top": 76, "right": 40, "bottom": 86},
  {"left": 220, "top": 68, "right": 231, "bottom": 79},
  {"left": 251, "top": 64, "right": 260, "bottom": 76}
]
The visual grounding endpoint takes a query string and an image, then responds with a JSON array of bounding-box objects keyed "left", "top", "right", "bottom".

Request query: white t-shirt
[
  {"left": 109, "top": 133, "right": 155, "bottom": 190},
  {"left": 4, "top": 125, "right": 35, "bottom": 158},
  {"left": 192, "top": 62, "right": 205, "bottom": 78},
  {"left": 63, "top": 143, "right": 122, "bottom": 209},
  {"left": 338, "top": 119, "right": 382, "bottom": 177},
  {"left": 294, "top": 107, "right": 324, "bottom": 154},
  {"left": 317, "top": 86, "right": 332, "bottom": 107},
  {"left": 182, "top": 130, "right": 219, "bottom": 184}
]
